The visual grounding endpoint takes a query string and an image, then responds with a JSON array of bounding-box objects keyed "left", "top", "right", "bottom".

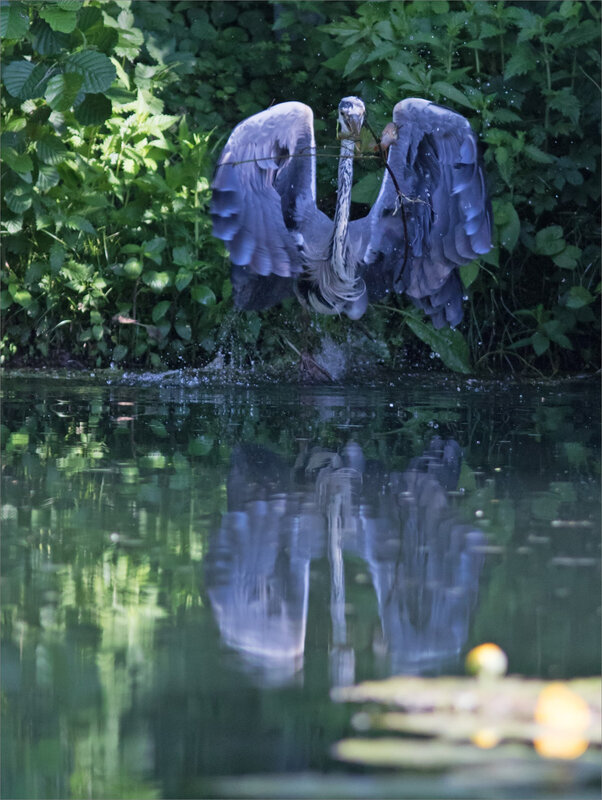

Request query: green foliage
[
  {"left": 1, "top": 1, "right": 600, "bottom": 373},
  {"left": 319, "top": 0, "right": 600, "bottom": 372},
  {"left": 1, "top": 0, "right": 227, "bottom": 368}
]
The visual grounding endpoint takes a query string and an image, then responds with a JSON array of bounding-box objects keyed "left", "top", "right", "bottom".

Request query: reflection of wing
[
  {"left": 206, "top": 446, "right": 317, "bottom": 686},
  {"left": 361, "top": 438, "right": 485, "bottom": 673}
]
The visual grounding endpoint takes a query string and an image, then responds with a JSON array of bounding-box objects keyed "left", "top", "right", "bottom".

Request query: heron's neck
[{"left": 331, "top": 138, "right": 355, "bottom": 277}]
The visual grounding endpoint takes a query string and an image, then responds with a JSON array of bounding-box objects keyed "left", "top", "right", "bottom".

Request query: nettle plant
[{"left": 1, "top": 0, "right": 228, "bottom": 368}]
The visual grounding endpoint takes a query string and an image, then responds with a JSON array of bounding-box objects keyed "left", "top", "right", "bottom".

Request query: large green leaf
[
  {"left": 504, "top": 45, "right": 536, "bottom": 79},
  {"left": 1, "top": 2, "right": 29, "bottom": 39},
  {"left": 123, "top": 258, "right": 142, "bottom": 279},
  {"left": 74, "top": 92, "right": 112, "bottom": 125},
  {"left": 2, "top": 148, "right": 33, "bottom": 174},
  {"left": 552, "top": 245, "right": 581, "bottom": 270},
  {"left": 351, "top": 171, "right": 382, "bottom": 204},
  {"left": 36, "top": 134, "right": 68, "bottom": 165},
  {"left": 36, "top": 164, "right": 60, "bottom": 192},
  {"left": 142, "top": 271, "right": 172, "bottom": 292},
  {"left": 534, "top": 225, "right": 565, "bottom": 256},
  {"left": 191, "top": 285, "right": 216, "bottom": 306},
  {"left": 564, "top": 286, "right": 593, "bottom": 309},
  {"left": 31, "top": 19, "right": 69, "bottom": 55},
  {"left": 39, "top": 4, "right": 77, "bottom": 34},
  {"left": 151, "top": 300, "right": 171, "bottom": 322},
  {"left": 65, "top": 50, "right": 116, "bottom": 93},
  {"left": 406, "top": 317, "right": 472, "bottom": 374},
  {"left": 175, "top": 269, "right": 193, "bottom": 292},
  {"left": 432, "top": 81, "right": 473, "bottom": 109},
  {"left": 45, "top": 72, "right": 83, "bottom": 111},
  {"left": 2, "top": 60, "right": 35, "bottom": 98},
  {"left": 175, "top": 321, "right": 192, "bottom": 341},
  {"left": 4, "top": 185, "right": 33, "bottom": 213}
]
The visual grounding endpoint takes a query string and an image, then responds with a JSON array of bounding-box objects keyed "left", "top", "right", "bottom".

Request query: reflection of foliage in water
[{"left": 1, "top": 377, "right": 600, "bottom": 797}]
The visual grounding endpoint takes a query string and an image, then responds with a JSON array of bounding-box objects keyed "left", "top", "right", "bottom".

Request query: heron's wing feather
[
  {"left": 211, "top": 102, "right": 325, "bottom": 308},
  {"left": 353, "top": 98, "right": 492, "bottom": 327}
]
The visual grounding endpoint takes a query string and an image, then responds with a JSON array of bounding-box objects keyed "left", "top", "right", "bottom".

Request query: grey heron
[{"left": 211, "top": 97, "right": 492, "bottom": 329}]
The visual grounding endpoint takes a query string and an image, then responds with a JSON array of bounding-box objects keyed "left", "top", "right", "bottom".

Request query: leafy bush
[
  {"left": 1, "top": 0, "right": 600, "bottom": 374},
  {"left": 318, "top": 0, "right": 600, "bottom": 372},
  {"left": 1, "top": 0, "right": 230, "bottom": 368}
]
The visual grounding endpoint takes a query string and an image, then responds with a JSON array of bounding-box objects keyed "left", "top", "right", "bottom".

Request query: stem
[{"left": 543, "top": 41, "right": 552, "bottom": 134}]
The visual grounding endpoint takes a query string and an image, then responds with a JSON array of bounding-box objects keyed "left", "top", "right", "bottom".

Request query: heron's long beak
[{"left": 345, "top": 113, "right": 364, "bottom": 139}]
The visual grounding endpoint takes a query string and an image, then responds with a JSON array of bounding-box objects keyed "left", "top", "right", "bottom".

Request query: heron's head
[{"left": 337, "top": 96, "right": 365, "bottom": 139}]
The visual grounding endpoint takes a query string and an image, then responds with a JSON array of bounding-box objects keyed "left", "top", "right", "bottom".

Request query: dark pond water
[{"left": 1, "top": 373, "right": 600, "bottom": 799}]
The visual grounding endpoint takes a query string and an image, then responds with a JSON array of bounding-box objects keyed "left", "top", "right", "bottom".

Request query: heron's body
[{"left": 211, "top": 97, "right": 492, "bottom": 328}]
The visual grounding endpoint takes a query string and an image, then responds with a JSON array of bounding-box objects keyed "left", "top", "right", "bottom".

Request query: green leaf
[
  {"left": 4, "top": 185, "right": 33, "bottom": 213},
  {"left": 564, "top": 286, "right": 593, "bottom": 309},
  {"left": 39, "top": 4, "right": 77, "bottom": 33},
  {"left": 552, "top": 245, "right": 581, "bottom": 269},
  {"left": 490, "top": 108, "right": 521, "bottom": 124},
  {"left": 492, "top": 200, "right": 520, "bottom": 252},
  {"left": 523, "top": 144, "right": 555, "bottom": 164},
  {"left": 123, "top": 258, "right": 142, "bottom": 279},
  {"left": 74, "top": 92, "right": 112, "bottom": 125},
  {"left": 65, "top": 50, "right": 116, "bottom": 93},
  {"left": 191, "top": 285, "right": 216, "bottom": 306},
  {"left": 20, "top": 62, "right": 55, "bottom": 99},
  {"left": 143, "top": 271, "right": 171, "bottom": 292},
  {"left": 151, "top": 301, "right": 171, "bottom": 323},
  {"left": 172, "top": 245, "right": 194, "bottom": 267},
  {"left": 1, "top": 217, "right": 24, "bottom": 234},
  {"left": 142, "top": 237, "right": 167, "bottom": 265},
  {"left": 432, "top": 81, "right": 473, "bottom": 109},
  {"left": 36, "top": 134, "right": 68, "bottom": 165},
  {"left": 45, "top": 72, "right": 83, "bottom": 111},
  {"left": 352, "top": 171, "right": 383, "bottom": 204},
  {"left": 36, "top": 164, "right": 60, "bottom": 192},
  {"left": 407, "top": 317, "right": 472, "bottom": 374},
  {"left": 175, "top": 321, "right": 192, "bottom": 341},
  {"left": 504, "top": 45, "right": 536, "bottom": 79},
  {"left": 175, "top": 269, "right": 193, "bottom": 292},
  {"left": 2, "top": 60, "right": 35, "bottom": 98},
  {"left": 0, "top": 291, "right": 13, "bottom": 310},
  {"left": 66, "top": 215, "right": 96, "bottom": 234},
  {"left": 31, "top": 19, "right": 69, "bottom": 55},
  {"left": 534, "top": 226, "right": 565, "bottom": 256},
  {"left": 532, "top": 332, "right": 549, "bottom": 356},
  {"left": 343, "top": 48, "right": 368, "bottom": 78},
  {"left": 50, "top": 243, "right": 66, "bottom": 271},
  {"left": 1, "top": 2, "right": 30, "bottom": 39},
  {"left": 2, "top": 147, "right": 33, "bottom": 174},
  {"left": 112, "top": 344, "right": 128, "bottom": 362},
  {"left": 547, "top": 87, "right": 580, "bottom": 125},
  {"left": 460, "top": 261, "right": 479, "bottom": 288},
  {"left": 9, "top": 286, "right": 33, "bottom": 308}
]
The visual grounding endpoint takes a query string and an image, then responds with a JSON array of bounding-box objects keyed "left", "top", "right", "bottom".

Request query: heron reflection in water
[{"left": 205, "top": 439, "right": 485, "bottom": 687}]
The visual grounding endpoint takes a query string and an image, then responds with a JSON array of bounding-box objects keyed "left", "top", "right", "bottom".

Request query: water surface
[{"left": 2, "top": 374, "right": 600, "bottom": 798}]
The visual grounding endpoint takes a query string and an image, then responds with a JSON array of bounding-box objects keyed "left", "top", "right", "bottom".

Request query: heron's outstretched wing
[
  {"left": 353, "top": 98, "right": 492, "bottom": 328},
  {"left": 211, "top": 102, "right": 327, "bottom": 310}
]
